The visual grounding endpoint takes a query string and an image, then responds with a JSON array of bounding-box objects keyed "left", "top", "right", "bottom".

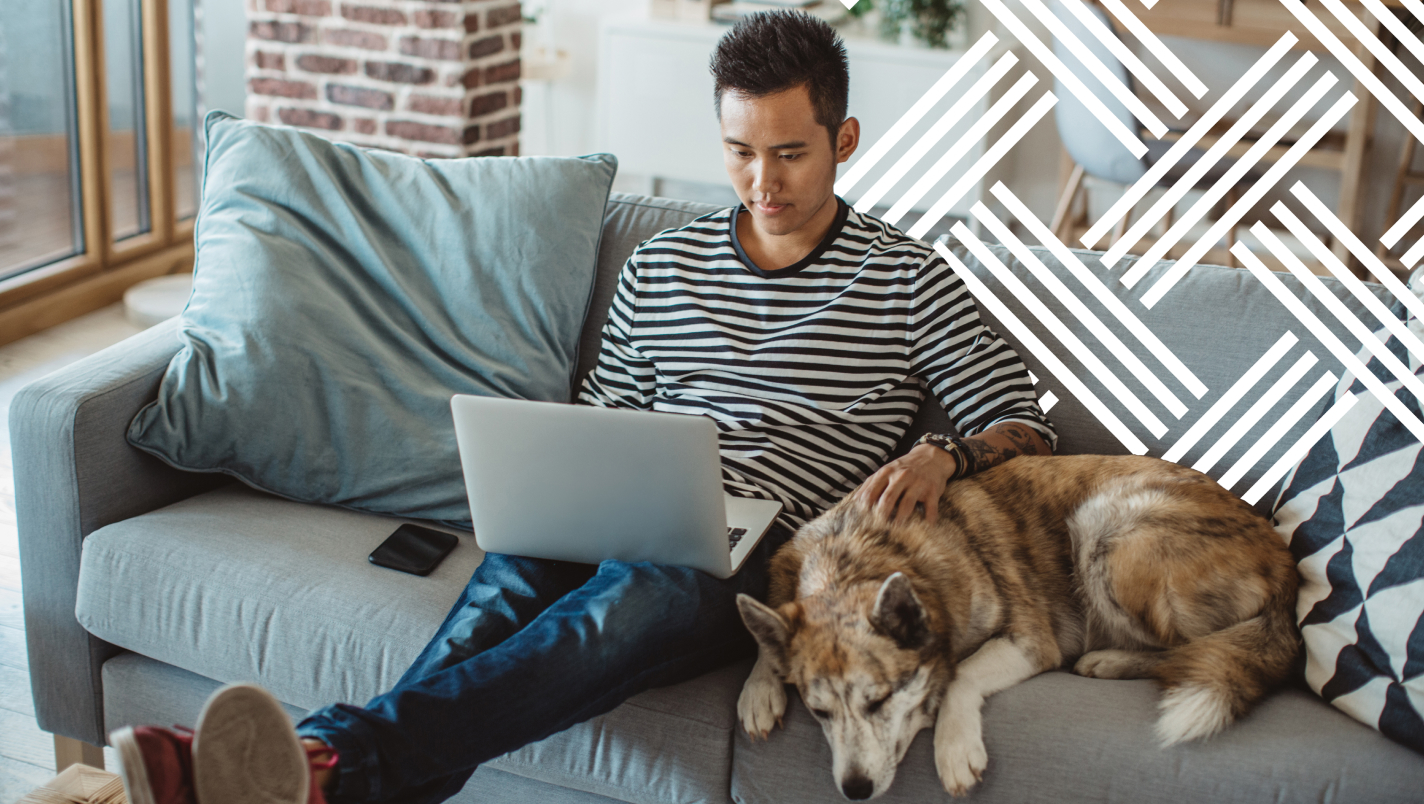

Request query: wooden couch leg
[{"left": 54, "top": 734, "right": 105, "bottom": 772}]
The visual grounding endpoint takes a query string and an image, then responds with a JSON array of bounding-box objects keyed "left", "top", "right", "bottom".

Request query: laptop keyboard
[{"left": 728, "top": 527, "right": 747, "bottom": 552}]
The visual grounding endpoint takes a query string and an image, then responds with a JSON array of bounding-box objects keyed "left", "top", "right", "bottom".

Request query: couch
[{"left": 17, "top": 192, "right": 1424, "bottom": 803}]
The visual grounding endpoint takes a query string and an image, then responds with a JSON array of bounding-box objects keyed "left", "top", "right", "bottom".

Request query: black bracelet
[{"left": 915, "top": 433, "right": 978, "bottom": 480}]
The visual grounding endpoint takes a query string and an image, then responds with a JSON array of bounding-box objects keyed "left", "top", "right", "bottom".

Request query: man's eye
[{"left": 781, "top": 153, "right": 802, "bottom": 160}]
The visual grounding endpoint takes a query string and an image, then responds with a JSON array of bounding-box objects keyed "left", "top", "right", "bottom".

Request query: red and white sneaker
[
  {"left": 110, "top": 724, "right": 197, "bottom": 804},
  {"left": 192, "top": 683, "right": 338, "bottom": 804}
]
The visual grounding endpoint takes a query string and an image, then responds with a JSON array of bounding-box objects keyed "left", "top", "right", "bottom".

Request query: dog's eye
[
  {"left": 810, "top": 708, "right": 831, "bottom": 720},
  {"left": 866, "top": 693, "right": 892, "bottom": 714}
]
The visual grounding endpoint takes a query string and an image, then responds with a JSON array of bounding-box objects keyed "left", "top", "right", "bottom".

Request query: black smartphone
[{"left": 369, "top": 524, "right": 459, "bottom": 576}]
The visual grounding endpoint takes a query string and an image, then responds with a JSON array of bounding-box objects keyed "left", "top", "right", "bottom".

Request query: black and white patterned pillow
[{"left": 1273, "top": 328, "right": 1423, "bottom": 754}]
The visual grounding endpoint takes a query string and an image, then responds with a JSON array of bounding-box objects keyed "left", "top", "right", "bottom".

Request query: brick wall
[{"left": 245, "top": 0, "right": 521, "bottom": 158}]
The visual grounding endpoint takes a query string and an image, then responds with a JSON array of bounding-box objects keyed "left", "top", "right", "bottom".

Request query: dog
[{"left": 735, "top": 454, "right": 1300, "bottom": 800}]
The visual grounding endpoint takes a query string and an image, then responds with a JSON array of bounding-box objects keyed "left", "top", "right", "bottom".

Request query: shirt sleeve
[
  {"left": 907, "top": 254, "right": 1058, "bottom": 453},
  {"left": 577, "top": 254, "right": 657, "bottom": 411}
]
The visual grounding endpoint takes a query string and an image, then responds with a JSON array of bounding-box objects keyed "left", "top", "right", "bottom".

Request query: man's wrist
[{"left": 915, "top": 433, "right": 976, "bottom": 480}]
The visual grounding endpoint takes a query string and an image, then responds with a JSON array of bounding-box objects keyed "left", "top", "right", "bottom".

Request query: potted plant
[{"left": 846, "top": 0, "right": 968, "bottom": 49}]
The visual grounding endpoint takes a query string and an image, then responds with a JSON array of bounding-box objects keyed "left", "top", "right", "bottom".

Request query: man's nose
[{"left": 751, "top": 158, "right": 781, "bottom": 195}]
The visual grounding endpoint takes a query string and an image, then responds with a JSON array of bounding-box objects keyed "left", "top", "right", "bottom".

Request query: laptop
[{"left": 451, "top": 395, "right": 783, "bottom": 579}]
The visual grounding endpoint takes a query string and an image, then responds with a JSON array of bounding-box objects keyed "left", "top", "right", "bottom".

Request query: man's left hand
[{"left": 852, "top": 443, "right": 957, "bottom": 525}]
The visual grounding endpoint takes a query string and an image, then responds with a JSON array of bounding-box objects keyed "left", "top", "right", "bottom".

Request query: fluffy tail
[{"left": 1152, "top": 599, "right": 1300, "bottom": 746}]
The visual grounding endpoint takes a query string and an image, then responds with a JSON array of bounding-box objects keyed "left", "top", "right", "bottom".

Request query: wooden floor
[{"left": 0, "top": 304, "right": 143, "bottom": 800}]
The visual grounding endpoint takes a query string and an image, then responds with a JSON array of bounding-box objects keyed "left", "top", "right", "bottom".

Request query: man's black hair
[{"left": 709, "top": 10, "right": 850, "bottom": 145}]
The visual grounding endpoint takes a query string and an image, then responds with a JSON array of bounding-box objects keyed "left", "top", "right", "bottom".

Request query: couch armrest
[{"left": 12, "top": 318, "right": 223, "bottom": 744}]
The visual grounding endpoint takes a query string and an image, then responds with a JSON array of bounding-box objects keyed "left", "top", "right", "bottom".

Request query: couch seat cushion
[
  {"left": 731, "top": 671, "right": 1424, "bottom": 803},
  {"left": 78, "top": 484, "right": 740, "bottom": 803}
]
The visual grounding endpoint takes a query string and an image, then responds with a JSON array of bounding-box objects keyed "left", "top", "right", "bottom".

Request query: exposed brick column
[{"left": 245, "top": 0, "right": 521, "bottom": 157}]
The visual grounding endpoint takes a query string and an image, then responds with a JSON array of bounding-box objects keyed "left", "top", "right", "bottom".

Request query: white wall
[{"left": 201, "top": 0, "right": 250, "bottom": 118}]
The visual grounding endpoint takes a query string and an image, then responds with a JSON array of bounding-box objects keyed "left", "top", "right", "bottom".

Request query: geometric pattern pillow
[{"left": 1273, "top": 328, "right": 1424, "bottom": 754}]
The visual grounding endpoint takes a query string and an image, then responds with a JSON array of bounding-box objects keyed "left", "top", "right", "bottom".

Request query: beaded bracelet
[{"left": 915, "top": 432, "right": 979, "bottom": 480}]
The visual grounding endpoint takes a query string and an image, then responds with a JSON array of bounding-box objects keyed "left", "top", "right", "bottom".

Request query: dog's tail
[{"left": 1152, "top": 595, "right": 1299, "bottom": 746}]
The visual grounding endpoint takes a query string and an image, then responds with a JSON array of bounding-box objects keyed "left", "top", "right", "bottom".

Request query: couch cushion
[
  {"left": 128, "top": 112, "right": 617, "bottom": 526},
  {"left": 1273, "top": 326, "right": 1424, "bottom": 753},
  {"left": 80, "top": 485, "right": 740, "bottom": 804},
  {"left": 731, "top": 671, "right": 1424, "bottom": 803}
]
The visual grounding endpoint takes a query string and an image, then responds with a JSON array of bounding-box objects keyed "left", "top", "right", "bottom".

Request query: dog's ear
[
  {"left": 871, "top": 572, "right": 929, "bottom": 650},
  {"left": 738, "top": 594, "right": 792, "bottom": 671}
]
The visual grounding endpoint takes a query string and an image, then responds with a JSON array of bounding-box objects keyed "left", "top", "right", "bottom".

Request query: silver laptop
[{"left": 451, "top": 395, "right": 783, "bottom": 578}]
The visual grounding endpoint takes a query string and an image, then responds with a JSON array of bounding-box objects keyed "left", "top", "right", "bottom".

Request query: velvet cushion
[{"left": 128, "top": 112, "right": 617, "bottom": 525}]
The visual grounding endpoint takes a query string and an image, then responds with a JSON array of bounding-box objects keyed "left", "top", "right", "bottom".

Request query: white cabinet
[{"left": 596, "top": 16, "right": 989, "bottom": 218}]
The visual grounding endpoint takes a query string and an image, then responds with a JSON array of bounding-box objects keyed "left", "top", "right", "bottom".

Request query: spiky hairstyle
[{"left": 709, "top": 10, "right": 850, "bottom": 145}]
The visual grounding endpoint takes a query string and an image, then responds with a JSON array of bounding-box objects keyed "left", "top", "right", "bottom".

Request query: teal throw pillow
[{"left": 128, "top": 112, "right": 617, "bottom": 526}]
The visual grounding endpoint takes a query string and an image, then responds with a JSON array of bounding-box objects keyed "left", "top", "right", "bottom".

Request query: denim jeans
[{"left": 297, "top": 524, "right": 792, "bottom": 804}]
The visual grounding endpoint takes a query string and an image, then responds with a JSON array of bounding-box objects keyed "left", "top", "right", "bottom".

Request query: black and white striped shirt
[{"left": 578, "top": 199, "right": 1056, "bottom": 529}]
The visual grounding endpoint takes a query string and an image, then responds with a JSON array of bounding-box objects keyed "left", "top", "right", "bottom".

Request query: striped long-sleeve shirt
[{"left": 578, "top": 199, "right": 1056, "bottom": 529}]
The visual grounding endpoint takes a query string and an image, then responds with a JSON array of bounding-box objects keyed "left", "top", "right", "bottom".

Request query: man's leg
[{"left": 299, "top": 527, "right": 789, "bottom": 804}]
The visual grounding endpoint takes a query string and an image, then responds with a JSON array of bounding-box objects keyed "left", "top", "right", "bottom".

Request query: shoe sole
[
  {"left": 110, "top": 726, "right": 159, "bottom": 804},
  {"left": 193, "top": 684, "right": 309, "bottom": 804}
]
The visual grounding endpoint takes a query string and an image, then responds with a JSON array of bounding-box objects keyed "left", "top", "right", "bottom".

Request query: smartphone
[{"left": 369, "top": 524, "right": 459, "bottom": 576}]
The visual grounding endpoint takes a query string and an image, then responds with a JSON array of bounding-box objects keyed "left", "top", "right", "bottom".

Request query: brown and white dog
[{"left": 736, "top": 454, "right": 1300, "bottom": 800}]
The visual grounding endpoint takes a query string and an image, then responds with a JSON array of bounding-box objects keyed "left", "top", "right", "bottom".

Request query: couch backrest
[{"left": 580, "top": 193, "right": 1404, "bottom": 515}]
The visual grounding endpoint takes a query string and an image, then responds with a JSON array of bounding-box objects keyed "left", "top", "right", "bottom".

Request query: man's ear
[
  {"left": 738, "top": 594, "right": 793, "bottom": 672},
  {"left": 871, "top": 572, "right": 929, "bottom": 650},
  {"left": 836, "top": 116, "right": 860, "bottom": 164}
]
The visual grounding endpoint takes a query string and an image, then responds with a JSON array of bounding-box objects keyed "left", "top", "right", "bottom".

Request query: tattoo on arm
[{"left": 961, "top": 423, "right": 1049, "bottom": 473}]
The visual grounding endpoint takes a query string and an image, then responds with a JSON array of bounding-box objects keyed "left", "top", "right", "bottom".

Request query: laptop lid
[{"left": 452, "top": 395, "right": 778, "bottom": 577}]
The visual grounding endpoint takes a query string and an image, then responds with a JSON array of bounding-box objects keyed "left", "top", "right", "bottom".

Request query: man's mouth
[{"left": 755, "top": 201, "right": 788, "bottom": 215}]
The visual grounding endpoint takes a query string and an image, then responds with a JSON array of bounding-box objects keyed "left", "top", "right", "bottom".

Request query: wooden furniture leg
[
  {"left": 1335, "top": 39, "right": 1380, "bottom": 278},
  {"left": 1379, "top": 98, "right": 1423, "bottom": 264},
  {"left": 1052, "top": 163, "right": 1086, "bottom": 241},
  {"left": 55, "top": 734, "right": 105, "bottom": 772}
]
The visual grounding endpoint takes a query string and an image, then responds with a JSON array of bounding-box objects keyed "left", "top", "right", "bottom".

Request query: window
[{"left": 0, "top": 0, "right": 200, "bottom": 342}]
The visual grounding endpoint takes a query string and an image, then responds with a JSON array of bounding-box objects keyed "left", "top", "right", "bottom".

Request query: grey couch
[{"left": 17, "top": 193, "right": 1424, "bottom": 803}]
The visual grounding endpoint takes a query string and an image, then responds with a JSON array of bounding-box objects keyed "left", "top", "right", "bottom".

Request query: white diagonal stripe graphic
[
  {"left": 1270, "top": 201, "right": 1424, "bottom": 363},
  {"left": 1040, "top": 391, "right": 1060, "bottom": 412},
  {"left": 1403, "top": 236, "right": 1424, "bottom": 269},
  {"left": 1015, "top": 0, "right": 1168, "bottom": 136},
  {"left": 1280, "top": 0, "right": 1424, "bottom": 143},
  {"left": 934, "top": 241, "right": 1149, "bottom": 454},
  {"left": 971, "top": 201, "right": 1189, "bottom": 417},
  {"left": 1291, "top": 183, "right": 1424, "bottom": 324},
  {"left": 1383, "top": 193, "right": 1424, "bottom": 250},
  {"left": 991, "top": 182, "right": 1208, "bottom": 397},
  {"left": 1139, "top": 92, "right": 1356, "bottom": 308},
  {"left": 1193, "top": 351, "right": 1318, "bottom": 473},
  {"left": 1162, "top": 332, "right": 1297, "bottom": 464},
  {"left": 882, "top": 72, "right": 1038, "bottom": 225},
  {"left": 1358, "top": 0, "right": 1424, "bottom": 86},
  {"left": 1219, "top": 370, "right": 1337, "bottom": 492},
  {"left": 836, "top": 32, "right": 999, "bottom": 197},
  {"left": 907, "top": 93, "right": 1058, "bottom": 239},
  {"left": 1252, "top": 222, "right": 1424, "bottom": 406},
  {"left": 978, "top": 0, "right": 1146, "bottom": 156},
  {"left": 1055, "top": 0, "right": 1187, "bottom": 118},
  {"left": 1318, "top": 0, "right": 1424, "bottom": 106},
  {"left": 1081, "top": 34, "right": 1300, "bottom": 249},
  {"left": 952, "top": 220, "right": 1169, "bottom": 437},
  {"left": 1096, "top": 45, "right": 1313, "bottom": 261},
  {"left": 1096, "top": 0, "right": 1207, "bottom": 98},
  {"left": 853, "top": 52, "right": 1018, "bottom": 213},
  {"left": 1233, "top": 240, "right": 1424, "bottom": 444},
  {"left": 1118, "top": 69, "right": 1337, "bottom": 285},
  {"left": 1242, "top": 391, "right": 1359, "bottom": 505}
]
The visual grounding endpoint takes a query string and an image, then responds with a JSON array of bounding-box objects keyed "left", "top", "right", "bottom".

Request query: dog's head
[{"left": 738, "top": 572, "right": 946, "bottom": 800}]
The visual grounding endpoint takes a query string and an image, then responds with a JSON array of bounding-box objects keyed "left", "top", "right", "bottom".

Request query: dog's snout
[{"left": 841, "top": 774, "right": 874, "bottom": 800}]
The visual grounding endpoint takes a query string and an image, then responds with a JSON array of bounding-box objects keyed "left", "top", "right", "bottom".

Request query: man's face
[{"left": 719, "top": 84, "right": 854, "bottom": 239}]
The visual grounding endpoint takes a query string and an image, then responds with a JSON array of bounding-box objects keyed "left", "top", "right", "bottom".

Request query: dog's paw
[
  {"left": 1074, "top": 649, "right": 1153, "bottom": 680},
  {"left": 737, "top": 673, "right": 787, "bottom": 741},
  {"left": 934, "top": 731, "right": 988, "bottom": 797}
]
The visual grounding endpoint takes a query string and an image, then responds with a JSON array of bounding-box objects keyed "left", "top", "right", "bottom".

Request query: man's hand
[{"left": 853, "top": 443, "right": 958, "bottom": 525}]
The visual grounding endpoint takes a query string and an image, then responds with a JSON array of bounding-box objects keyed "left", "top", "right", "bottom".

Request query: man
[{"left": 116, "top": 10, "right": 1054, "bottom": 804}]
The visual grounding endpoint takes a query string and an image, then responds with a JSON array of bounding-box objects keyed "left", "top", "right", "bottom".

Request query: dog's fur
[{"left": 736, "top": 455, "right": 1300, "bottom": 800}]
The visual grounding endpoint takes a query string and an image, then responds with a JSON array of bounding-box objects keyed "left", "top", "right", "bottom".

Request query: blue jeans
[{"left": 297, "top": 525, "right": 791, "bottom": 804}]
